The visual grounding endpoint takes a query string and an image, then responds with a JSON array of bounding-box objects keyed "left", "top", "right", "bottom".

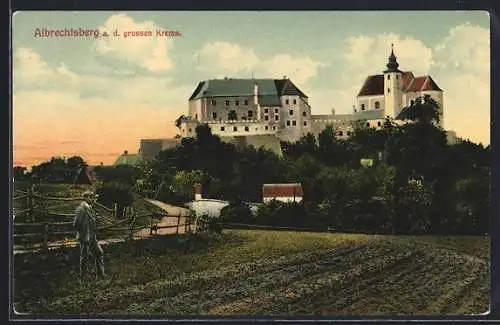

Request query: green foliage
[
  {"left": 27, "top": 156, "right": 87, "bottom": 183},
  {"left": 220, "top": 198, "right": 255, "bottom": 224},
  {"left": 93, "top": 165, "right": 142, "bottom": 187},
  {"left": 13, "top": 166, "right": 28, "bottom": 181},
  {"left": 400, "top": 94, "right": 441, "bottom": 125},
  {"left": 136, "top": 115, "right": 489, "bottom": 235},
  {"left": 95, "top": 182, "right": 135, "bottom": 218}
]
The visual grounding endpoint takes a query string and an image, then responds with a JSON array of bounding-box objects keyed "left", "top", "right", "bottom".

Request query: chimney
[
  {"left": 331, "top": 108, "right": 336, "bottom": 116},
  {"left": 194, "top": 183, "right": 202, "bottom": 201},
  {"left": 124, "top": 150, "right": 128, "bottom": 155},
  {"left": 253, "top": 83, "right": 259, "bottom": 106}
]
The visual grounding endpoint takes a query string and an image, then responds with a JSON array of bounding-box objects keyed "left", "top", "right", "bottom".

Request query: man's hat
[{"left": 82, "top": 190, "right": 99, "bottom": 198}]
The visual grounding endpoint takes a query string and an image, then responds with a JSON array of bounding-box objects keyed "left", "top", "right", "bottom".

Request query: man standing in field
[{"left": 73, "top": 190, "right": 107, "bottom": 281}]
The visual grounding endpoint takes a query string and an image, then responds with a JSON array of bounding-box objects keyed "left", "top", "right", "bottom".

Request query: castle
[
  {"left": 117, "top": 46, "right": 454, "bottom": 166},
  {"left": 179, "top": 45, "right": 446, "bottom": 144}
]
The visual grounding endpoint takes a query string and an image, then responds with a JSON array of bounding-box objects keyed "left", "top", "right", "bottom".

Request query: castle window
[
  {"left": 293, "top": 99, "right": 297, "bottom": 105},
  {"left": 285, "top": 99, "right": 289, "bottom": 105},
  {"left": 275, "top": 108, "right": 279, "bottom": 114},
  {"left": 289, "top": 110, "right": 294, "bottom": 116},
  {"left": 212, "top": 99, "right": 216, "bottom": 105},
  {"left": 410, "top": 99, "right": 414, "bottom": 105},
  {"left": 347, "top": 131, "right": 351, "bottom": 136},
  {"left": 292, "top": 120, "right": 297, "bottom": 126},
  {"left": 275, "top": 115, "right": 279, "bottom": 121},
  {"left": 396, "top": 75, "right": 399, "bottom": 80},
  {"left": 286, "top": 120, "right": 291, "bottom": 126},
  {"left": 375, "top": 101, "right": 380, "bottom": 109},
  {"left": 248, "top": 110, "right": 253, "bottom": 118},
  {"left": 188, "top": 128, "right": 192, "bottom": 132},
  {"left": 226, "top": 100, "right": 230, "bottom": 106},
  {"left": 387, "top": 75, "right": 391, "bottom": 80},
  {"left": 302, "top": 111, "right": 307, "bottom": 117},
  {"left": 366, "top": 122, "right": 370, "bottom": 127},
  {"left": 195, "top": 114, "right": 198, "bottom": 119},
  {"left": 233, "top": 126, "right": 238, "bottom": 132},
  {"left": 245, "top": 126, "right": 249, "bottom": 132},
  {"left": 265, "top": 126, "right": 269, "bottom": 130},
  {"left": 235, "top": 100, "right": 239, "bottom": 106},
  {"left": 377, "top": 121, "right": 382, "bottom": 127},
  {"left": 265, "top": 116, "right": 269, "bottom": 121},
  {"left": 338, "top": 131, "right": 343, "bottom": 136},
  {"left": 212, "top": 112, "right": 217, "bottom": 119},
  {"left": 387, "top": 88, "right": 391, "bottom": 93},
  {"left": 273, "top": 126, "right": 276, "bottom": 130},
  {"left": 242, "top": 117, "right": 247, "bottom": 121},
  {"left": 264, "top": 108, "right": 269, "bottom": 114},
  {"left": 221, "top": 126, "right": 225, "bottom": 132},
  {"left": 303, "top": 121, "right": 307, "bottom": 126},
  {"left": 361, "top": 104, "right": 365, "bottom": 111},
  {"left": 244, "top": 100, "right": 248, "bottom": 105}
]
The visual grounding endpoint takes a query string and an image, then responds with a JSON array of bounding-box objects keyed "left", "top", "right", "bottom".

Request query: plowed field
[{"left": 13, "top": 230, "right": 489, "bottom": 316}]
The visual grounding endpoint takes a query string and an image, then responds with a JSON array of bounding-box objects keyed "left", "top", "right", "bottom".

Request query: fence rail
[{"left": 13, "top": 185, "right": 195, "bottom": 251}]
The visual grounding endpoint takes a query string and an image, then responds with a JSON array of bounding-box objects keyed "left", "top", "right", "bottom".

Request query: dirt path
[{"left": 134, "top": 199, "right": 191, "bottom": 238}]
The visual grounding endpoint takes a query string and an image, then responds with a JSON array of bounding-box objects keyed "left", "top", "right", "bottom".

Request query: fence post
[
  {"left": 176, "top": 215, "right": 181, "bottom": 235},
  {"left": 27, "top": 185, "right": 34, "bottom": 222},
  {"left": 43, "top": 223, "right": 49, "bottom": 250},
  {"left": 113, "top": 203, "right": 118, "bottom": 219}
]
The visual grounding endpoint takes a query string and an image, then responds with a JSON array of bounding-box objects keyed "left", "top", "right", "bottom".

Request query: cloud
[
  {"left": 13, "top": 48, "right": 80, "bottom": 90},
  {"left": 308, "top": 33, "right": 434, "bottom": 115},
  {"left": 431, "top": 23, "right": 490, "bottom": 144},
  {"left": 13, "top": 48, "right": 190, "bottom": 167},
  {"left": 196, "top": 41, "right": 324, "bottom": 85},
  {"left": 434, "top": 23, "right": 489, "bottom": 77},
  {"left": 95, "top": 14, "right": 174, "bottom": 72},
  {"left": 344, "top": 33, "right": 434, "bottom": 75}
]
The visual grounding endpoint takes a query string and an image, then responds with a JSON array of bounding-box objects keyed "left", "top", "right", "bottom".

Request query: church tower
[{"left": 383, "top": 44, "right": 404, "bottom": 119}]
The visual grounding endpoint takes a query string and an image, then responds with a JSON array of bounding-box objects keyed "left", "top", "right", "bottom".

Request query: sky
[{"left": 12, "top": 11, "right": 490, "bottom": 167}]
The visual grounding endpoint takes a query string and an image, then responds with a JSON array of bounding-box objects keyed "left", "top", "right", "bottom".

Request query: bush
[
  {"left": 220, "top": 198, "right": 255, "bottom": 224},
  {"left": 95, "top": 182, "right": 135, "bottom": 218},
  {"left": 256, "top": 200, "right": 307, "bottom": 227}
]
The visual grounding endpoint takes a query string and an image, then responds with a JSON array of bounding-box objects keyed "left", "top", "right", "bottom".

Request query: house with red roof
[{"left": 262, "top": 183, "right": 303, "bottom": 203}]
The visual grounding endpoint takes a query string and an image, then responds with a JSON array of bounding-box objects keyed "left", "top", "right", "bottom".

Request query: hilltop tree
[{"left": 399, "top": 94, "right": 441, "bottom": 125}]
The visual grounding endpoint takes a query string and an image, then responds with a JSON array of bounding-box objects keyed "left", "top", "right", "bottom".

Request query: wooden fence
[{"left": 13, "top": 185, "right": 197, "bottom": 251}]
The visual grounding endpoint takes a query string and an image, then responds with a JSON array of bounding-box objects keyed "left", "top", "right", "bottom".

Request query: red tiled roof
[
  {"left": 401, "top": 71, "right": 415, "bottom": 90},
  {"left": 420, "top": 76, "right": 442, "bottom": 91},
  {"left": 406, "top": 76, "right": 427, "bottom": 92},
  {"left": 357, "top": 72, "right": 442, "bottom": 97},
  {"left": 263, "top": 183, "right": 303, "bottom": 198},
  {"left": 357, "top": 75, "right": 384, "bottom": 96}
]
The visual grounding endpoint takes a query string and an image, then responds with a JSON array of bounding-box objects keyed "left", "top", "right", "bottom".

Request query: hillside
[{"left": 13, "top": 230, "right": 489, "bottom": 316}]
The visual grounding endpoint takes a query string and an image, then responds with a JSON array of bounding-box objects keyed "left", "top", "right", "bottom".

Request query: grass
[{"left": 13, "top": 229, "right": 490, "bottom": 316}]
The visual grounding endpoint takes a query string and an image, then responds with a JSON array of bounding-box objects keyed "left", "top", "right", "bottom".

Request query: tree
[
  {"left": 13, "top": 166, "right": 28, "bottom": 181},
  {"left": 175, "top": 115, "right": 188, "bottom": 129},
  {"left": 400, "top": 94, "right": 441, "bottom": 125}
]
